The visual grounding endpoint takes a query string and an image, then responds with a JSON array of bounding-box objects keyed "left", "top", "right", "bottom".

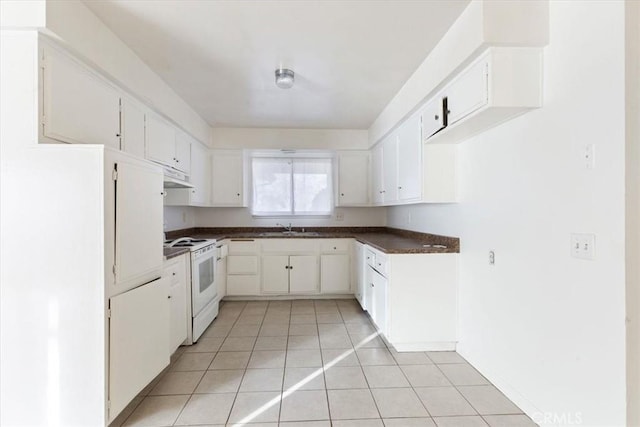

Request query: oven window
[{"left": 199, "top": 257, "right": 215, "bottom": 293}]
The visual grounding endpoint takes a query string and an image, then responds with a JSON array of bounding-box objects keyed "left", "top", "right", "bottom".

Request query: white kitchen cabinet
[
  {"left": 321, "top": 254, "right": 351, "bottom": 293},
  {"left": 114, "top": 161, "right": 165, "bottom": 293},
  {"left": 120, "top": 97, "right": 146, "bottom": 158},
  {"left": 164, "top": 254, "right": 189, "bottom": 354},
  {"left": 396, "top": 111, "right": 422, "bottom": 203},
  {"left": 363, "top": 245, "right": 458, "bottom": 352},
  {"left": 164, "top": 140, "right": 211, "bottom": 207},
  {"left": 145, "top": 113, "right": 176, "bottom": 167},
  {"left": 336, "top": 151, "right": 370, "bottom": 206},
  {"left": 41, "top": 43, "right": 121, "bottom": 148},
  {"left": 353, "top": 242, "right": 366, "bottom": 310},
  {"left": 226, "top": 240, "right": 260, "bottom": 296},
  {"left": 421, "top": 95, "right": 447, "bottom": 139},
  {"left": 289, "top": 255, "right": 319, "bottom": 294},
  {"left": 369, "top": 267, "right": 388, "bottom": 334},
  {"left": 262, "top": 255, "right": 290, "bottom": 294},
  {"left": 371, "top": 144, "right": 384, "bottom": 205},
  {"left": 175, "top": 130, "right": 192, "bottom": 174},
  {"left": 109, "top": 277, "right": 170, "bottom": 420},
  {"left": 211, "top": 149, "right": 247, "bottom": 206},
  {"left": 216, "top": 242, "right": 228, "bottom": 299},
  {"left": 382, "top": 133, "right": 399, "bottom": 204},
  {"left": 262, "top": 255, "right": 319, "bottom": 294},
  {"left": 446, "top": 59, "right": 489, "bottom": 125},
  {"left": 261, "top": 239, "right": 319, "bottom": 295},
  {"left": 426, "top": 47, "right": 543, "bottom": 144},
  {"left": 320, "top": 239, "right": 352, "bottom": 294}
]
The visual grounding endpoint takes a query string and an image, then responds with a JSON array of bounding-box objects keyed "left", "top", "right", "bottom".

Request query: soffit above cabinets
[{"left": 83, "top": 0, "right": 470, "bottom": 129}]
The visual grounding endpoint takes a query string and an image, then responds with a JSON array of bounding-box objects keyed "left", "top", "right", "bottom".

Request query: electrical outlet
[
  {"left": 182, "top": 211, "right": 187, "bottom": 223},
  {"left": 336, "top": 211, "right": 344, "bottom": 221},
  {"left": 488, "top": 250, "right": 495, "bottom": 265},
  {"left": 571, "top": 233, "right": 596, "bottom": 260}
]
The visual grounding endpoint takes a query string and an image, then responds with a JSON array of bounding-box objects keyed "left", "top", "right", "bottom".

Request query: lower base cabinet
[
  {"left": 262, "top": 255, "right": 319, "bottom": 294},
  {"left": 164, "top": 254, "right": 189, "bottom": 354},
  {"left": 109, "top": 277, "right": 170, "bottom": 420},
  {"left": 362, "top": 245, "right": 458, "bottom": 352},
  {"left": 321, "top": 254, "right": 351, "bottom": 293}
]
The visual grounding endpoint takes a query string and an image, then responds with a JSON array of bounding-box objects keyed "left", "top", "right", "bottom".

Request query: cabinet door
[
  {"left": 371, "top": 269, "right": 388, "bottom": 333},
  {"left": 446, "top": 60, "right": 489, "bottom": 125},
  {"left": 145, "top": 115, "right": 176, "bottom": 167},
  {"left": 43, "top": 47, "right": 120, "bottom": 148},
  {"left": 109, "top": 277, "right": 170, "bottom": 421},
  {"left": 216, "top": 247, "right": 227, "bottom": 299},
  {"left": 289, "top": 255, "right": 319, "bottom": 294},
  {"left": 382, "top": 134, "right": 398, "bottom": 204},
  {"left": 169, "top": 280, "right": 187, "bottom": 354},
  {"left": 262, "top": 255, "right": 290, "bottom": 294},
  {"left": 189, "top": 142, "right": 211, "bottom": 206},
  {"left": 211, "top": 150, "right": 245, "bottom": 206},
  {"left": 365, "top": 267, "right": 374, "bottom": 314},
  {"left": 174, "top": 131, "right": 192, "bottom": 174},
  {"left": 114, "top": 161, "right": 163, "bottom": 290},
  {"left": 321, "top": 254, "right": 351, "bottom": 294},
  {"left": 120, "top": 98, "right": 146, "bottom": 158},
  {"left": 397, "top": 113, "right": 422, "bottom": 202},
  {"left": 371, "top": 144, "right": 384, "bottom": 205},
  {"left": 337, "top": 151, "right": 369, "bottom": 206},
  {"left": 354, "top": 243, "right": 366, "bottom": 310},
  {"left": 226, "top": 275, "right": 259, "bottom": 296},
  {"left": 422, "top": 96, "right": 447, "bottom": 140}
]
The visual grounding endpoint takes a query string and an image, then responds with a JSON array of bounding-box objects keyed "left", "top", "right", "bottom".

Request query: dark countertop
[
  {"left": 166, "top": 227, "right": 459, "bottom": 254},
  {"left": 163, "top": 247, "right": 190, "bottom": 260}
]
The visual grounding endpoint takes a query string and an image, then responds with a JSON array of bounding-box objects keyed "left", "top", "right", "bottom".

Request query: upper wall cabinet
[
  {"left": 41, "top": 44, "right": 121, "bottom": 148},
  {"left": 336, "top": 151, "right": 370, "bottom": 207},
  {"left": 120, "top": 97, "right": 146, "bottom": 158},
  {"left": 211, "top": 150, "right": 248, "bottom": 207},
  {"left": 424, "top": 47, "right": 543, "bottom": 144},
  {"left": 145, "top": 115, "right": 191, "bottom": 174},
  {"left": 371, "top": 109, "right": 457, "bottom": 206},
  {"left": 165, "top": 140, "right": 211, "bottom": 207}
]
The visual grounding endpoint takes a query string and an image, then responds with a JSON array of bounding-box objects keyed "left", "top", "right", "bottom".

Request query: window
[{"left": 252, "top": 157, "right": 333, "bottom": 216}]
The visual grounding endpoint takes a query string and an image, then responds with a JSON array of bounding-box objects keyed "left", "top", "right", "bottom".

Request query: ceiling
[{"left": 84, "top": 0, "right": 470, "bottom": 129}]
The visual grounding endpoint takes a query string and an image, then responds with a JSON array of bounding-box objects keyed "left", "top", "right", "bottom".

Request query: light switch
[{"left": 571, "top": 233, "right": 596, "bottom": 260}]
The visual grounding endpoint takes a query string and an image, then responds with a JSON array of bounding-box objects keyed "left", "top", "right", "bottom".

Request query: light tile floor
[{"left": 111, "top": 299, "right": 537, "bottom": 427}]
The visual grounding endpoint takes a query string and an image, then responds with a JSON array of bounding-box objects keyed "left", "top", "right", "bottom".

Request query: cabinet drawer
[
  {"left": 227, "top": 275, "right": 259, "bottom": 296},
  {"left": 320, "top": 239, "right": 351, "bottom": 253},
  {"left": 163, "top": 254, "right": 186, "bottom": 286},
  {"left": 228, "top": 240, "right": 259, "bottom": 254},
  {"left": 163, "top": 262, "right": 182, "bottom": 285},
  {"left": 227, "top": 255, "right": 258, "bottom": 275},
  {"left": 365, "top": 249, "right": 376, "bottom": 268},
  {"left": 374, "top": 254, "right": 388, "bottom": 277}
]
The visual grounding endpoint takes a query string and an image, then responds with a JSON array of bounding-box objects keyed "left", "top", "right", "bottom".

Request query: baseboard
[{"left": 222, "top": 294, "right": 356, "bottom": 301}]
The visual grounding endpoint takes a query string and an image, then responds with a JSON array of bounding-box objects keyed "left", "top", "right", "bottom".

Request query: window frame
[{"left": 250, "top": 151, "right": 335, "bottom": 218}]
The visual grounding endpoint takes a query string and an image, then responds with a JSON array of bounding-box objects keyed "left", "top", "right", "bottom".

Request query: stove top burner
[{"left": 164, "top": 237, "right": 216, "bottom": 250}]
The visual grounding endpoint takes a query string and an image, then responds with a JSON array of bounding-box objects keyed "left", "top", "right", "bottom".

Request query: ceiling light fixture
[{"left": 275, "top": 68, "right": 295, "bottom": 89}]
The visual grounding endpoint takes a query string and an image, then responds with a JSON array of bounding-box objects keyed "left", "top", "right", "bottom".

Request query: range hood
[{"left": 163, "top": 167, "right": 193, "bottom": 188}]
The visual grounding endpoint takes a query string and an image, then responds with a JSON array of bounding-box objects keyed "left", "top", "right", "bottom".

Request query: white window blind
[{"left": 252, "top": 157, "right": 333, "bottom": 216}]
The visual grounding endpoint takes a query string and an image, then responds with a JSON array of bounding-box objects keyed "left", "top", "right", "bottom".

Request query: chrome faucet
[{"left": 276, "top": 222, "right": 293, "bottom": 232}]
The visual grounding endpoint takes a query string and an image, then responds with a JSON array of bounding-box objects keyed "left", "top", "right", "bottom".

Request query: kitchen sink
[{"left": 258, "top": 231, "right": 320, "bottom": 237}]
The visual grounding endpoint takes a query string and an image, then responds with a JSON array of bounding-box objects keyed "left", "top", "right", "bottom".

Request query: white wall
[
  {"left": 193, "top": 207, "right": 386, "bottom": 229},
  {"left": 387, "top": 2, "right": 626, "bottom": 425},
  {"left": 163, "top": 206, "right": 197, "bottom": 232},
  {"left": 43, "top": 0, "right": 212, "bottom": 145},
  {"left": 212, "top": 127, "right": 368, "bottom": 150}
]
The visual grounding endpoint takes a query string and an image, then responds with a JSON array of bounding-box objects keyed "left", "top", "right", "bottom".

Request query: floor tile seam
[
  {"left": 117, "top": 392, "right": 148, "bottom": 427},
  {"left": 223, "top": 317, "right": 265, "bottom": 426},
  {"left": 317, "top": 316, "right": 334, "bottom": 424},
  {"left": 437, "top": 364, "right": 502, "bottom": 417},
  {"left": 169, "top": 393, "right": 197, "bottom": 426}
]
